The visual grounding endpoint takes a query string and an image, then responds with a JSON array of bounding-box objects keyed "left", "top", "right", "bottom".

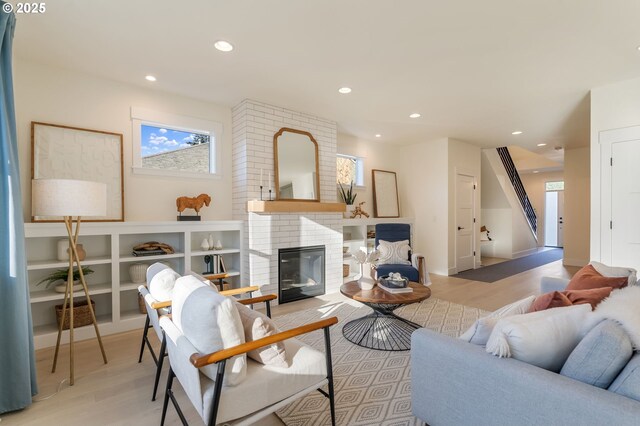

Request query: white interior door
[
  {"left": 611, "top": 140, "right": 640, "bottom": 269},
  {"left": 544, "top": 190, "right": 564, "bottom": 247},
  {"left": 557, "top": 191, "right": 564, "bottom": 247},
  {"left": 456, "top": 173, "right": 475, "bottom": 272}
]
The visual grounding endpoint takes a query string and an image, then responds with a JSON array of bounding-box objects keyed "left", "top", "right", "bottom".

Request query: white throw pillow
[
  {"left": 234, "top": 302, "right": 289, "bottom": 368},
  {"left": 590, "top": 261, "right": 637, "bottom": 287},
  {"left": 172, "top": 275, "right": 246, "bottom": 386},
  {"left": 186, "top": 270, "right": 215, "bottom": 289},
  {"left": 148, "top": 267, "right": 181, "bottom": 302},
  {"left": 459, "top": 295, "right": 536, "bottom": 345},
  {"left": 486, "top": 304, "right": 594, "bottom": 372},
  {"left": 594, "top": 285, "right": 640, "bottom": 349},
  {"left": 377, "top": 240, "right": 411, "bottom": 265}
]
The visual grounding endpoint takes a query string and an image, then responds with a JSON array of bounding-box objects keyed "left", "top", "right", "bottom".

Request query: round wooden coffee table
[{"left": 340, "top": 280, "right": 431, "bottom": 351}]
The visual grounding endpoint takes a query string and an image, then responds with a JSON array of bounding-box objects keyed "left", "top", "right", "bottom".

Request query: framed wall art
[
  {"left": 372, "top": 169, "right": 400, "bottom": 218},
  {"left": 31, "top": 122, "right": 124, "bottom": 222}
]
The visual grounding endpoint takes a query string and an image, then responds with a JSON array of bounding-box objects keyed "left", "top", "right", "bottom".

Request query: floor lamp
[{"left": 32, "top": 178, "right": 109, "bottom": 385}]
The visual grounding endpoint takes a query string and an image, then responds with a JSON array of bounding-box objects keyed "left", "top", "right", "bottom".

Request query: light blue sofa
[{"left": 410, "top": 277, "right": 640, "bottom": 426}]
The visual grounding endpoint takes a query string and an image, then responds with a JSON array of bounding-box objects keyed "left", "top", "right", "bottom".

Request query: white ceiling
[
  {"left": 508, "top": 145, "right": 563, "bottom": 174},
  {"left": 12, "top": 1, "right": 640, "bottom": 151}
]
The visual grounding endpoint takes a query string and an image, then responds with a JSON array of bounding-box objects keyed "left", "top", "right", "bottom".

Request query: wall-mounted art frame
[
  {"left": 372, "top": 169, "right": 400, "bottom": 218},
  {"left": 31, "top": 122, "right": 124, "bottom": 222}
]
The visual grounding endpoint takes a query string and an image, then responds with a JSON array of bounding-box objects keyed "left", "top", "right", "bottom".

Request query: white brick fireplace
[{"left": 232, "top": 100, "right": 343, "bottom": 301}]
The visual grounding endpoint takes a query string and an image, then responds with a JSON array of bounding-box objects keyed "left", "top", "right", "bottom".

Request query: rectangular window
[
  {"left": 545, "top": 181, "right": 564, "bottom": 191},
  {"left": 337, "top": 154, "right": 364, "bottom": 186},
  {"left": 140, "top": 124, "right": 212, "bottom": 173},
  {"left": 131, "top": 107, "right": 222, "bottom": 179}
]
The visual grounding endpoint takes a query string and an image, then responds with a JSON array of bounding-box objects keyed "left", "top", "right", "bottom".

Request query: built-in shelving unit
[
  {"left": 341, "top": 217, "right": 414, "bottom": 283},
  {"left": 25, "top": 220, "right": 243, "bottom": 349}
]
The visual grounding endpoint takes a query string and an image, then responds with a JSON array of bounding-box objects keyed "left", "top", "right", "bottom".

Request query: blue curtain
[{"left": 0, "top": 4, "right": 38, "bottom": 413}]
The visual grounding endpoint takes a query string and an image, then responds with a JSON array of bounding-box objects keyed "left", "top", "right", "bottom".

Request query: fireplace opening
[{"left": 278, "top": 245, "right": 325, "bottom": 304}]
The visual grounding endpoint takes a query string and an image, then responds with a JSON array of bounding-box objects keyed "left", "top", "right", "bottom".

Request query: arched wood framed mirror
[{"left": 274, "top": 128, "right": 320, "bottom": 201}]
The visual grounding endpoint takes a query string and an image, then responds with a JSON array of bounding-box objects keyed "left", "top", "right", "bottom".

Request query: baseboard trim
[
  {"left": 511, "top": 248, "right": 538, "bottom": 259},
  {"left": 448, "top": 267, "right": 458, "bottom": 276}
]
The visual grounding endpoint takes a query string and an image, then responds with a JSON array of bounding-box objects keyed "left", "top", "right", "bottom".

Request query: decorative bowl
[{"left": 378, "top": 275, "right": 409, "bottom": 289}]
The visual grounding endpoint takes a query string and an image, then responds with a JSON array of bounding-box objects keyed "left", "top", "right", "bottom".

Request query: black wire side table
[{"left": 340, "top": 281, "right": 431, "bottom": 351}]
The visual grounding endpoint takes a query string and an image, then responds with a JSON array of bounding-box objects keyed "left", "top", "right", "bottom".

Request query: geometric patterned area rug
[{"left": 274, "top": 298, "right": 488, "bottom": 426}]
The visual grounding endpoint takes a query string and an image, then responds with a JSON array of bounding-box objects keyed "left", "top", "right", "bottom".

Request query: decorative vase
[
  {"left": 201, "top": 238, "right": 210, "bottom": 251},
  {"left": 358, "top": 263, "right": 376, "bottom": 290},
  {"left": 208, "top": 234, "right": 214, "bottom": 250},
  {"left": 344, "top": 204, "right": 355, "bottom": 219},
  {"left": 58, "top": 240, "right": 86, "bottom": 260},
  {"left": 215, "top": 239, "right": 223, "bottom": 250},
  {"left": 57, "top": 239, "right": 69, "bottom": 261},
  {"left": 129, "top": 263, "right": 148, "bottom": 284}
]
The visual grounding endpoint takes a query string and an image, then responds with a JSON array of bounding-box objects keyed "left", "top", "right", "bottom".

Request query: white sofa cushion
[
  {"left": 172, "top": 275, "right": 246, "bottom": 386},
  {"left": 235, "top": 302, "right": 288, "bottom": 368},
  {"left": 459, "top": 295, "right": 536, "bottom": 345},
  {"left": 201, "top": 338, "right": 327, "bottom": 424},
  {"left": 148, "top": 267, "right": 180, "bottom": 302},
  {"left": 377, "top": 239, "right": 411, "bottom": 265},
  {"left": 486, "top": 304, "right": 594, "bottom": 372}
]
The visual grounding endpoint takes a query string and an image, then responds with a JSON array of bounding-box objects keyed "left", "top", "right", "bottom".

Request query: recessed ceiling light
[
  {"left": 511, "top": 131, "right": 522, "bottom": 135},
  {"left": 533, "top": 170, "right": 539, "bottom": 174},
  {"left": 375, "top": 134, "right": 381, "bottom": 138},
  {"left": 338, "top": 87, "right": 352, "bottom": 94},
  {"left": 214, "top": 40, "right": 234, "bottom": 52},
  {"left": 409, "top": 113, "right": 421, "bottom": 119},
  {"left": 145, "top": 75, "right": 157, "bottom": 82},
  {"left": 537, "top": 143, "right": 547, "bottom": 147}
]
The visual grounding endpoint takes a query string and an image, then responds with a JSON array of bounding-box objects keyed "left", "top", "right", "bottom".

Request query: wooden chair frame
[
  {"left": 160, "top": 316, "right": 338, "bottom": 426},
  {"left": 138, "top": 285, "right": 267, "bottom": 401}
]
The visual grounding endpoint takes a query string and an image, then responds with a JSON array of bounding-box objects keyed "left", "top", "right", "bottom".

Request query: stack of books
[
  {"left": 378, "top": 276, "right": 413, "bottom": 294},
  {"left": 132, "top": 249, "right": 167, "bottom": 257}
]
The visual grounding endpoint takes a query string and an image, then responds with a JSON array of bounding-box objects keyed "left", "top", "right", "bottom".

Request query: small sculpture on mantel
[
  {"left": 351, "top": 202, "right": 370, "bottom": 219},
  {"left": 176, "top": 194, "right": 211, "bottom": 221}
]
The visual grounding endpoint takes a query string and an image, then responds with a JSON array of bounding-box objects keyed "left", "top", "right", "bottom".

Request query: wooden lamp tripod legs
[{"left": 51, "top": 216, "right": 108, "bottom": 385}]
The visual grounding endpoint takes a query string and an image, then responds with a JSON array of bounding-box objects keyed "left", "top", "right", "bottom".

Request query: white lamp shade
[{"left": 32, "top": 179, "right": 107, "bottom": 217}]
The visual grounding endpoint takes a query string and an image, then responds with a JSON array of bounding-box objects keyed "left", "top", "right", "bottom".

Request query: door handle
[{"left": 457, "top": 226, "right": 464, "bottom": 230}]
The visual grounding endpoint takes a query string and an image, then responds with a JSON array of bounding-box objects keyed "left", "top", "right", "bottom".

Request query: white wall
[
  {"left": 590, "top": 76, "right": 640, "bottom": 262},
  {"left": 448, "top": 139, "right": 481, "bottom": 274},
  {"left": 15, "top": 59, "right": 233, "bottom": 222},
  {"left": 336, "top": 133, "right": 402, "bottom": 216},
  {"left": 482, "top": 149, "right": 538, "bottom": 258},
  {"left": 401, "top": 138, "right": 449, "bottom": 275},
  {"left": 564, "top": 147, "right": 590, "bottom": 266},
  {"left": 520, "top": 171, "right": 564, "bottom": 245}
]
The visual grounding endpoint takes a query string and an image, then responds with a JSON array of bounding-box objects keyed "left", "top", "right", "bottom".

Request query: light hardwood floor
[{"left": 1, "top": 260, "right": 579, "bottom": 425}]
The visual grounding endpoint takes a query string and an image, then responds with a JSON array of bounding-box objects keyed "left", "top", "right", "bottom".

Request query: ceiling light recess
[
  {"left": 214, "top": 40, "right": 234, "bottom": 52},
  {"left": 511, "top": 131, "right": 522, "bottom": 135},
  {"left": 409, "top": 113, "right": 421, "bottom": 119},
  {"left": 537, "top": 143, "right": 547, "bottom": 147},
  {"left": 145, "top": 75, "right": 157, "bottom": 82},
  {"left": 338, "top": 87, "right": 352, "bottom": 94},
  {"left": 375, "top": 134, "right": 381, "bottom": 138}
]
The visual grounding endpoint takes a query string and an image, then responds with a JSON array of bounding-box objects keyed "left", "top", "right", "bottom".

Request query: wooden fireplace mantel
[{"left": 247, "top": 200, "right": 346, "bottom": 213}]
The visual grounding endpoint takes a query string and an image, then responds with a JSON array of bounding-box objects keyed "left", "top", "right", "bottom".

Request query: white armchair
[
  {"left": 138, "top": 263, "right": 270, "bottom": 402},
  {"left": 159, "top": 277, "right": 338, "bottom": 426}
]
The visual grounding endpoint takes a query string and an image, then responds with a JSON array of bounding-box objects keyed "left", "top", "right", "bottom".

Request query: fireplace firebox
[{"left": 278, "top": 245, "right": 325, "bottom": 304}]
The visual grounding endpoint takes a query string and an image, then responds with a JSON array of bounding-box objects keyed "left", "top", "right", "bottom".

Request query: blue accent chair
[{"left": 374, "top": 223, "right": 430, "bottom": 285}]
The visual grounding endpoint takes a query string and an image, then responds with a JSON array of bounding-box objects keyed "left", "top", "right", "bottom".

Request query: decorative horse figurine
[
  {"left": 351, "top": 202, "right": 370, "bottom": 219},
  {"left": 176, "top": 194, "right": 211, "bottom": 221}
]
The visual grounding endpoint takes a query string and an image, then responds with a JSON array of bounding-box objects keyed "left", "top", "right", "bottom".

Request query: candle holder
[{"left": 260, "top": 185, "right": 264, "bottom": 201}]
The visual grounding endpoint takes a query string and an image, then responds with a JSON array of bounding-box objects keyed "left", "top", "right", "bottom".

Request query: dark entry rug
[{"left": 451, "top": 248, "right": 563, "bottom": 283}]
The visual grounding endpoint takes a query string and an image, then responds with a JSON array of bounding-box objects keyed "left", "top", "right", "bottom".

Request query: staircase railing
[{"left": 496, "top": 147, "right": 537, "bottom": 236}]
